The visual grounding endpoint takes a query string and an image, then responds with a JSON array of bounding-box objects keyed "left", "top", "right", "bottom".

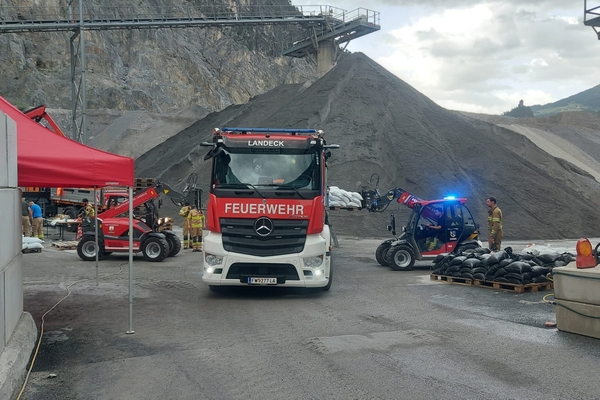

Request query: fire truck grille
[
  {"left": 226, "top": 263, "right": 300, "bottom": 281},
  {"left": 220, "top": 218, "right": 308, "bottom": 257}
]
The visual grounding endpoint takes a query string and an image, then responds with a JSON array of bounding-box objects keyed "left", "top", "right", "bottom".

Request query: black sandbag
[
  {"left": 473, "top": 272, "right": 486, "bottom": 281},
  {"left": 473, "top": 267, "right": 488, "bottom": 275},
  {"left": 432, "top": 268, "right": 441, "bottom": 275},
  {"left": 450, "top": 256, "right": 466, "bottom": 266},
  {"left": 506, "top": 276, "right": 522, "bottom": 285},
  {"left": 504, "top": 272, "right": 525, "bottom": 284},
  {"left": 519, "top": 253, "right": 534, "bottom": 261},
  {"left": 532, "top": 275, "right": 549, "bottom": 283},
  {"left": 493, "top": 268, "right": 507, "bottom": 279},
  {"left": 485, "top": 250, "right": 507, "bottom": 266},
  {"left": 462, "top": 258, "right": 480, "bottom": 268},
  {"left": 478, "top": 254, "right": 492, "bottom": 261},
  {"left": 504, "top": 261, "right": 532, "bottom": 274},
  {"left": 460, "top": 273, "right": 474, "bottom": 279},
  {"left": 559, "top": 253, "right": 576, "bottom": 263},
  {"left": 433, "top": 254, "right": 446, "bottom": 264},
  {"left": 498, "top": 259, "right": 513, "bottom": 268},
  {"left": 536, "top": 253, "right": 559, "bottom": 264},
  {"left": 447, "top": 265, "right": 460, "bottom": 273},
  {"left": 494, "top": 276, "right": 510, "bottom": 283},
  {"left": 554, "top": 260, "right": 568, "bottom": 268},
  {"left": 459, "top": 267, "right": 473, "bottom": 274},
  {"left": 530, "top": 257, "right": 545, "bottom": 266},
  {"left": 530, "top": 266, "right": 550, "bottom": 276}
]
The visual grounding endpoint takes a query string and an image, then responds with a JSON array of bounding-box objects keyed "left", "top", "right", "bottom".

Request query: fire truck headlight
[
  {"left": 205, "top": 253, "right": 223, "bottom": 266},
  {"left": 303, "top": 255, "right": 323, "bottom": 268}
]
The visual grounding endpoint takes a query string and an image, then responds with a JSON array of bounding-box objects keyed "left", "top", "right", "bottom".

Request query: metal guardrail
[
  {"left": 0, "top": 4, "right": 341, "bottom": 32},
  {"left": 284, "top": 7, "right": 380, "bottom": 57}
]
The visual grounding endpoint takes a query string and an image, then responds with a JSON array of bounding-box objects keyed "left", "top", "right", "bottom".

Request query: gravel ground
[{"left": 17, "top": 230, "right": 600, "bottom": 400}]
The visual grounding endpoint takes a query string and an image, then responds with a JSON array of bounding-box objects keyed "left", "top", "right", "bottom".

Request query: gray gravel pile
[{"left": 135, "top": 52, "right": 600, "bottom": 240}]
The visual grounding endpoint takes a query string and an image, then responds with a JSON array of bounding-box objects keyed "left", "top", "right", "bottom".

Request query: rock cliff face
[{"left": 0, "top": 0, "right": 315, "bottom": 114}]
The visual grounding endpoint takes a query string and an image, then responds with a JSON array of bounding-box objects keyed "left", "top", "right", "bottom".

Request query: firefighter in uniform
[
  {"left": 187, "top": 207, "right": 205, "bottom": 252},
  {"left": 179, "top": 204, "right": 192, "bottom": 249},
  {"left": 486, "top": 196, "right": 503, "bottom": 251},
  {"left": 79, "top": 198, "right": 96, "bottom": 218}
]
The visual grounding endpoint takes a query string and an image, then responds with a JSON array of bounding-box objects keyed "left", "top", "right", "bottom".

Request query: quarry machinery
[
  {"left": 200, "top": 127, "right": 339, "bottom": 290},
  {"left": 361, "top": 175, "right": 481, "bottom": 271},
  {"left": 77, "top": 181, "right": 200, "bottom": 262}
]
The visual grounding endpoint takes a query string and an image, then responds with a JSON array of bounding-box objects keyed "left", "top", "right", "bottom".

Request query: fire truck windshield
[{"left": 213, "top": 148, "right": 320, "bottom": 190}]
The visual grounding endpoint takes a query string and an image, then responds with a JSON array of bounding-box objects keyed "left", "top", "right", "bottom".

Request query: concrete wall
[{"left": 0, "top": 110, "right": 22, "bottom": 352}]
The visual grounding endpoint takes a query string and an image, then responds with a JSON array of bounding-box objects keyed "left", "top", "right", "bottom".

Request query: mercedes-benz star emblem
[{"left": 254, "top": 217, "right": 274, "bottom": 237}]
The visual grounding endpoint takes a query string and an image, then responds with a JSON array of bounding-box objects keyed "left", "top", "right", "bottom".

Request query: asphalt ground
[{"left": 18, "top": 228, "right": 600, "bottom": 400}]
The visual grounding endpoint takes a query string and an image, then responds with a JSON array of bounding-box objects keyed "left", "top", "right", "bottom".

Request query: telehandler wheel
[
  {"left": 386, "top": 245, "right": 415, "bottom": 271},
  {"left": 77, "top": 236, "right": 101, "bottom": 261},
  {"left": 375, "top": 241, "right": 391, "bottom": 266},
  {"left": 142, "top": 237, "right": 170, "bottom": 262},
  {"left": 164, "top": 233, "right": 182, "bottom": 257}
]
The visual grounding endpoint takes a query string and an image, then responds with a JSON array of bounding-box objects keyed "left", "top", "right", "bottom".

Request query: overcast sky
[{"left": 293, "top": 1, "right": 599, "bottom": 114}]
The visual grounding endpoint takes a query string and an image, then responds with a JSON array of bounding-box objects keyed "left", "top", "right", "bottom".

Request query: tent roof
[{"left": 1, "top": 96, "right": 134, "bottom": 188}]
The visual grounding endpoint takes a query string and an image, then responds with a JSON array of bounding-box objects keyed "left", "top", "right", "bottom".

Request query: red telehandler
[
  {"left": 77, "top": 181, "right": 201, "bottom": 262},
  {"left": 361, "top": 174, "right": 482, "bottom": 271}
]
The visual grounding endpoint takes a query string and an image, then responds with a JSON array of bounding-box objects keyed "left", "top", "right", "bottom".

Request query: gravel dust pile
[{"left": 134, "top": 53, "right": 600, "bottom": 240}]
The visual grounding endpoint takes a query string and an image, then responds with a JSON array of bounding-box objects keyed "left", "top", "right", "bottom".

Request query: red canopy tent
[
  {"left": 1, "top": 95, "right": 137, "bottom": 332},
  {"left": 0, "top": 95, "right": 133, "bottom": 187}
]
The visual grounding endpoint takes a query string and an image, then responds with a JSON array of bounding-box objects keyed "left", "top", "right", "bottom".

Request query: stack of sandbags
[
  {"left": 22, "top": 236, "right": 44, "bottom": 252},
  {"left": 431, "top": 246, "right": 574, "bottom": 285},
  {"left": 328, "top": 186, "right": 363, "bottom": 208}
]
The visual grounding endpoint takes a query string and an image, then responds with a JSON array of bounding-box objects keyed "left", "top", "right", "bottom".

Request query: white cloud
[{"left": 293, "top": 1, "right": 600, "bottom": 114}]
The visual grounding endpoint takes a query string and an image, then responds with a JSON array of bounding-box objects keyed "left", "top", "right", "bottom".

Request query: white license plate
[{"left": 248, "top": 277, "right": 277, "bottom": 285}]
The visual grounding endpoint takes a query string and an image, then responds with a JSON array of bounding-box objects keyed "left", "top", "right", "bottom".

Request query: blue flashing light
[
  {"left": 221, "top": 127, "right": 317, "bottom": 133},
  {"left": 443, "top": 196, "right": 456, "bottom": 200}
]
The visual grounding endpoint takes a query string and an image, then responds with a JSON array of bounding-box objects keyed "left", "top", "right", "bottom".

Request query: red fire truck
[{"left": 200, "top": 127, "right": 339, "bottom": 291}]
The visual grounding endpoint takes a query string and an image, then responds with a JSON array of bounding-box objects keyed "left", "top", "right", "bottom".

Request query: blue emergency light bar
[{"left": 221, "top": 127, "right": 317, "bottom": 133}]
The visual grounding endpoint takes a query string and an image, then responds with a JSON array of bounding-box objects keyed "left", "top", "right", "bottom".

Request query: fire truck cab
[{"left": 201, "top": 127, "right": 339, "bottom": 291}]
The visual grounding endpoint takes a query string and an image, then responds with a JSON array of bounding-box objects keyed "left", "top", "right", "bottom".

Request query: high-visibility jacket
[
  {"left": 179, "top": 205, "right": 191, "bottom": 218},
  {"left": 487, "top": 206, "right": 503, "bottom": 235},
  {"left": 188, "top": 209, "right": 205, "bottom": 229},
  {"left": 84, "top": 204, "right": 95, "bottom": 217}
]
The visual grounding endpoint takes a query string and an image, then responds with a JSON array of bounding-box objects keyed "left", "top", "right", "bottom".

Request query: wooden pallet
[
  {"left": 430, "top": 274, "right": 553, "bottom": 293},
  {"left": 328, "top": 206, "right": 361, "bottom": 211},
  {"left": 22, "top": 248, "right": 42, "bottom": 254},
  {"left": 430, "top": 274, "right": 473, "bottom": 286},
  {"left": 473, "top": 279, "right": 553, "bottom": 294},
  {"left": 51, "top": 241, "right": 79, "bottom": 250}
]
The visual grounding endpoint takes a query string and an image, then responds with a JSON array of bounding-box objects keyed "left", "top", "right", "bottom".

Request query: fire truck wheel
[
  {"left": 77, "top": 236, "right": 100, "bottom": 261},
  {"left": 64, "top": 207, "right": 78, "bottom": 232},
  {"left": 386, "top": 245, "right": 415, "bottom": 271},
  {"left": 323, "top": 256, "right": 333, "bottom": 291},
  {"left": 142, "top": 237, "right": 170, "bottom": 262},
  {"left": 375, "top": 241, "right": 391, "bottom": 266},
  {"left": 164, "top": 233, "right": 182, "bottom": 257}
]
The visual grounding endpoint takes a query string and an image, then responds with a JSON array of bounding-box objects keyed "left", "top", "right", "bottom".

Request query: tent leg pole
[
  {"left": 127, "top": 186, "right": 134, "bottom": 334},
  {"left": 94, "top": 186, "right": 99, "bottom": 286}
]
